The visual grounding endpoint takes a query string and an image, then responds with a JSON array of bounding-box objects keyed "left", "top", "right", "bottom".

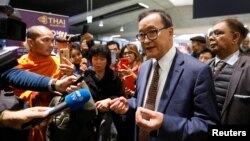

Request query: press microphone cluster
[{"left": 21, "top": 88, "right": 91, "bottom": 129}]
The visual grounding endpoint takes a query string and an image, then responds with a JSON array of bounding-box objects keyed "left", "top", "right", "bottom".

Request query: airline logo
[{"left": 38, "top": 15, "right": 66, "bottom": 28}]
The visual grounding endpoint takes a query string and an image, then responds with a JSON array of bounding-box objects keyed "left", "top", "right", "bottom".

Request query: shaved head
[{"left": 27, "top": 25, "right": 53, "bottom": 40}]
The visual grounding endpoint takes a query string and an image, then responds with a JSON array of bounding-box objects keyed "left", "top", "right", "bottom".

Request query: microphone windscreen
[{"left": 65, "top": 89, "right": 90, "bottom": 110}]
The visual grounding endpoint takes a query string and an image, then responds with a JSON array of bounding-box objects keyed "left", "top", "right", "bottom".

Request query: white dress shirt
[
  {"left": 143, "top": 47, "right": 176, "bottom": 110},
  {"left": 214, "top": 50, "right": 240, "bottom": 66}
]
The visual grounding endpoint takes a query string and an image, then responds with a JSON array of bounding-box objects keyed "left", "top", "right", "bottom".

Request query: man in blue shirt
[{"left": 0, "top": 68, "right": 78, "bottom": 129}]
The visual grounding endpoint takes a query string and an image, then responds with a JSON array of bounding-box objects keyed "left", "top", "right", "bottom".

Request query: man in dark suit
[
  {"left": 208, "top": 18, "right": 250, "bottom": 124},
  {"left": 110, "top": 9, "right": 219, "bottom": 141}
]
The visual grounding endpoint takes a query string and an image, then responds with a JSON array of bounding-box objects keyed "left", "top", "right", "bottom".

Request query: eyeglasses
[
  {"left": 208, "top": 30, "right": 225, "bottom": 38},
  {"left": 136, "top": 27, "right": 168, "bottom": 42},
  {"left": 209, "top": 29, "right": 235, "bottom": 38},
  {"left": 123, "top": 51, "right": 134, "bottom": 56}
]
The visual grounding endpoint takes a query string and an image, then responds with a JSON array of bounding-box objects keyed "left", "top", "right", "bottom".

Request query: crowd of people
[{"left": 1, "top": 8, "right": 250, "bottom": 141}]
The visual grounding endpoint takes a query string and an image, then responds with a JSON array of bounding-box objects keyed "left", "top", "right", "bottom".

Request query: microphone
[
  {"left": 56, "top": 25, "right": 89, "bottom": 43},
  {"left": 21, "top": 88, "right": 91, "bottom": 129}
]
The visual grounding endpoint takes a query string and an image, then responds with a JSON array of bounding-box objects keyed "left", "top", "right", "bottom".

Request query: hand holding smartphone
[
  {"left": 72, "top": 75, "right": 84, "bottom": 86},
  {"left": 60, "top": 48, "right": 70, "bottom": 64},
  {"left": 120, "top": 58, "right": 129, "bottom": 69}
]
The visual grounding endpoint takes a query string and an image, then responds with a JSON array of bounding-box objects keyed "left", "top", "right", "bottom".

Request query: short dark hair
[
  {"left": 190, "top": 36, "right": 206, "bottom": 44},
  {"left": 106, "top": 41, "right": 120, "bottom": 50},
  {"left": 138, "top": 9, "right": 173, "bottom": 28},
  {"left": 200, "top": 47, "right": 215, "bottom": 58},
  {"left": 217, "top": 18, "right": 249, "bottom": 46},
  {"left": 89, "top": 45, "right": 111, "bottom": 70}
]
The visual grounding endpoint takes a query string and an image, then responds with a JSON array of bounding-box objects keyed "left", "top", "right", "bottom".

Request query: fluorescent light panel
[
  {"left": 73, "top": 3, "right": 147, "bottom": 26},
  {"left": 111, "top": 35, "right": 121, "bottom": 38},
  {"left": 139, "top": 3, "right": 149, "bottom": 8},
  {"left": 169, "top": 0, "right": 193, "bottom": 6}
]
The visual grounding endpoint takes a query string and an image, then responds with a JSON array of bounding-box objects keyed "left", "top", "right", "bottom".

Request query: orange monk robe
[{"left": 14, "top": 52, "right": 62, "bottom": 101}]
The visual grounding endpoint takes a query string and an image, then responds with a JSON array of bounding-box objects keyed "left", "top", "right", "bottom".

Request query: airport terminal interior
[
  {"left": 1, "top": 0, "right": 250, "bottom": 141},
  {"left": 3, "top": 0, "right": 250, "bottom": 48}
]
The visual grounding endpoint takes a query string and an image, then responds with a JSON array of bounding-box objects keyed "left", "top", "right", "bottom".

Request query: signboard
[{"left": 6, "top": 8, "right": 69, "bottom": 57}]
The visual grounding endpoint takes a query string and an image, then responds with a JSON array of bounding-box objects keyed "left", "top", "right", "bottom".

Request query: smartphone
[
  {"left": 111, "top": 51, "right": 117, "bottom": 65},
  {"left": 72, "top": 75, "right": 84, "bottom": 86},
  {"left": 120, "top": 58, "right": 128, "bottom": 69},
  {"left": 59, "top": 48, "right": 70, "bottom": 64}
]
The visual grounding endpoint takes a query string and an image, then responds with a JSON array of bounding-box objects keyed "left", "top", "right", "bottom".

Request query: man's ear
[
  {"left": 27, "top": 38, "right": 34, "bottom": 49},
  {"left": 168, "top": 27, "right": 174, "bottom": 36},
  {"left": 232, "top": 32, "right": 240, "bottom": 44}
]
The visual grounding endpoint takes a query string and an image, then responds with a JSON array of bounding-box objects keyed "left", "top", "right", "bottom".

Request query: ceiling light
[
  {"left": 138, "top": 3, "right": 149, "bottom": 8},
  {"left": 73, "top": 3, "right": 147, "bottom": 26},
  {"left": 120, "top": 26, "right": 124, "bottom": 32},
  {"left": 111, "top": 35, "right": 121, "bottom": 38},
  {"left": 86, "top": 16, "right": 92, "bottom": 23},
  {"left": 99, "top": 21, "right": 103, "bottom": 27},
  {"left": 169, "top": 0, "right": 193, "bottom": 6}
]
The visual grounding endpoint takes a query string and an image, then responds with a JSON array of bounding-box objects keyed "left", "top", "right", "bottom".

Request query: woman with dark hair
[
  {"left": 83, "top": 45, "right": 125, "bottom": 141},
  {"left": 69, "top": 43, "right": 88, "bottom": 75}
]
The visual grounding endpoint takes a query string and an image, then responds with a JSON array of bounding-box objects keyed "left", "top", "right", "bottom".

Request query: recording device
[
  {"left": 0, "top": 48, "right": 18, "bottom": 72},
  {"left": 21, "top": 88, "right": 91, "bottom": 129},
  {"left": 0, "top": 4, "right": 26, "bottom": 73},
  {"left": 0, "top": 1, "right": 26, "bottom": 72},
  {"left": 0, "top": 5, "right": 26, "bottom": 41},
  {"left": 56, "top": 24, "right": 89, "bottom": 43}
]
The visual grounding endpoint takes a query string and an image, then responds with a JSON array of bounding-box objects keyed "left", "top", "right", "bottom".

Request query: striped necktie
[
  {"left": 139, "top": 62, "right": 160, "bottom": 141},
  {"left": 213, "top": 60, "right": 226, "bottom": 79}
]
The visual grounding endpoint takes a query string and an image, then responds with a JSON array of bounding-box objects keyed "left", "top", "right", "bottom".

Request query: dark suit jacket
[
  {"left": 127, "top": 50, "right": 220, "bottom": 141},
  {"left": 221, "top": 54, "right": 250, "bottom": 124}
]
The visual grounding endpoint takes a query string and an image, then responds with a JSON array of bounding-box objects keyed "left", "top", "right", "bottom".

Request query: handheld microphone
[
  {"left": 21, "top": 88, "right": 91, "bottom": 129},
  {"left": 56, "top": 25, "right": 89, "bottom": 43}
]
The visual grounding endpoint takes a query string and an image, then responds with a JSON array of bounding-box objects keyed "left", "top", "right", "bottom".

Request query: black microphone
[
  {"left": 56, "top": 25, "right": 89, "bottom": 43},
  {"left": 21, "top": 88, "right": 91, "bottom": 129}
]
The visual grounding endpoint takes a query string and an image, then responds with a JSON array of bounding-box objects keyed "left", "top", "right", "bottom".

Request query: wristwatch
[{"left": 49, "top": 79, "right": 57, "bottom": 92}]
